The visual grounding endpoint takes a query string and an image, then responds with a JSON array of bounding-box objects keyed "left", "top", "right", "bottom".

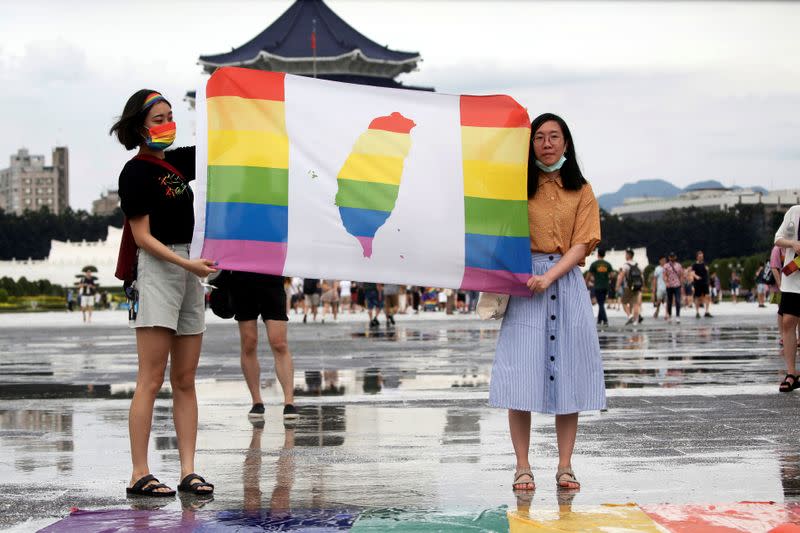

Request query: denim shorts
[{"left": 365, "top": 289, "right": 382, "bottom": 309}]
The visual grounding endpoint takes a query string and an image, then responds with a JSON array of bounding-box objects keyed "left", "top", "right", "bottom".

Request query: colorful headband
[{"left": 143, "top": 92, "right": 166, "bottom": 110}]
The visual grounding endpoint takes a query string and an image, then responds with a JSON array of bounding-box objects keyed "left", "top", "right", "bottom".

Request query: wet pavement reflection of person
[
  {"left": 243, "top": 421, "right": 295, "bottom": 515},
  {"left": 363, "top": 368, "right": 383, "bottom": 394}
]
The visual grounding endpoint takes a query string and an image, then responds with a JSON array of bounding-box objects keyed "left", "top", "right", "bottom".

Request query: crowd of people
[
  {"left": 585, "top": 248, "right": 784, "bottom": 327},
  {"left": 282, "top": 279, "right": 480, "bottom": 326}
]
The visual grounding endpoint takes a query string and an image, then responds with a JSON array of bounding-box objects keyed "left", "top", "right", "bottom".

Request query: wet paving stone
[{"left": 0, "top": 308, "right": 796, "bottom": 530}]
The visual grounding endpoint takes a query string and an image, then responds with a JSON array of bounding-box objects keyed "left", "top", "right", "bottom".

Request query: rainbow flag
[
  {"left": 335, "top": 112, "right": 416, "bottom": 258},
  {"left": 783, "top": 256, "right": 800, "bottom": 276},
  {"left": 460, "top": 96, "right": 531, "bottom": 292},
  {"left": 192, "top": 67, "right": 532, "bottom": 295}
]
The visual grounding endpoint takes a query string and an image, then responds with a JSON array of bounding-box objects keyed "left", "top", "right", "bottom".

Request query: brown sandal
[
  {"left": 556, "top": 466, "right": 581, "bottom": 489},
  {"left": 512, "top": 467, "right": 535, "bottom": 491}
]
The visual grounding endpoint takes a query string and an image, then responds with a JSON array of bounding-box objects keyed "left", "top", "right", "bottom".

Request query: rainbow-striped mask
[{"left": 145, "top": 122, "right": 176, "bottom": 150}]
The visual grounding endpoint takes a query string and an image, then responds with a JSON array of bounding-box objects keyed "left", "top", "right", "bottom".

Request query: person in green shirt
[{"left": 589, "top": 249, "right": 612, "bottom": 326}]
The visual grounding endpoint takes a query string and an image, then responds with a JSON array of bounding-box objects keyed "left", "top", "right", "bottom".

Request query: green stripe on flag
[
  {"left": 335, "top": 178, "right": 399, "bottom": 212},
  {"left": 465, "top": 196, "right": 528, "bottom": 237},
  {"left": 207, "top": 165, "right": 288, "bottom": 206}
]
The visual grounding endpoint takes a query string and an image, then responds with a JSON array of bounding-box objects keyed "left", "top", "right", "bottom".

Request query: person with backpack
[
  {"left": 616, "top": 249, "right": 643, "bottom": 326},
  {"left": 755, "top": 261, "right": 771, "bottom": 308},
  {"left": 112, "top": 90, "right": 216, "bottom": 497}
]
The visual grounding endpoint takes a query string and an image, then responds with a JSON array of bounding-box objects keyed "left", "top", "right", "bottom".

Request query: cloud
[
  {"left": 0, "top": 39, "right": 91, "bottom": 85},
  {"left": 402, "top": 63, "right": 695, "bottom": 94}
]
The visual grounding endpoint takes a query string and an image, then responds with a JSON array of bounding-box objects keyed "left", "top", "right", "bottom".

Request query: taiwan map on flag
[{"left": 191, "top": 67, "right": 533, "bottom": 295}]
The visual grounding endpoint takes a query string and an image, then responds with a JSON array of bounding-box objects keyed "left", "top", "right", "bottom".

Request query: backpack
[
  {"left": 208, "top": 270, "right": 235, "bottom": 319},
  {"left": 763, "top": 264, "right": 776, "bottom": 286},
  {"left": 626, "top": 263, "right": 644, "bottom": 291}
]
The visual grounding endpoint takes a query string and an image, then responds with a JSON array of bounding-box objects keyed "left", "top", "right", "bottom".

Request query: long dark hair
[
  {"left": 109, "top": 89, "right": 171, "bottom": 150},
  {"left": 527, "top": 113, "right": 586, "bottom": 198}
]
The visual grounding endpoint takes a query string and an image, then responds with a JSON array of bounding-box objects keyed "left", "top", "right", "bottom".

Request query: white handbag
[{"left": 476, "top": 292, "right": 510, "bottom": 320}]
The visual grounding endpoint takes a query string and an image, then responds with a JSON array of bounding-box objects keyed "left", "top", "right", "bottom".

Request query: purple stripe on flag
[
  {"left": 356, "top": 236, "right": 374, "bottom": 258},
  {"left": 460, "top": 267, "right": 531, "bottom": 296},
  {"left": 202, "top": 239, "right": 287, "bottom": 276}
]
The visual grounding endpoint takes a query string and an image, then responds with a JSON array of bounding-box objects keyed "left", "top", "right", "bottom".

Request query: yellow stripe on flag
[
  {"left": 208, "top": 130, "right": 289, "bottom": 169},
  {"left": 351, "top": 129, "right": 412, "bottom": 158},
  {"left": 461, "top": 126, "right": 530, "bottom": 165},
  {"left": 337, "top": 153, "right": 405, "bottom": 186},
  {"left": 508, "top": 505, "right": 663, "bottom": 532},
  {"left": 207, "top": 96, "right": 286, "bottom": 134},
  {"left": 463, "top": 159, "right": 527, "bottom": 201}
]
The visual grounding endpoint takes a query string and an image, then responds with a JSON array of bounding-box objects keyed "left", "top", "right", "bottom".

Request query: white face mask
[{"left": 535, "top": 154, "right": 566, "bottom": 173}]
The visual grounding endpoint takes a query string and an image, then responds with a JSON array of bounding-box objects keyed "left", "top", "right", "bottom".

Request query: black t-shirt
[
  {"left": 691, "top": 262, "right": 709, "bottom": 286},
  {"left": 118, "top": 147, "right": 196, "bottom": 244},
  {"left": 80, "top": 275, "right": 97, "bottom": 296},
  {"left": 303, "top": 278, "right": 320, "bottom": 295}
]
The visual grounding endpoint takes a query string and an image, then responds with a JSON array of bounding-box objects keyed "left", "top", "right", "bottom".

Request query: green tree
[{"left": 0, "top": 207, "right": 123, "bottom": 260}]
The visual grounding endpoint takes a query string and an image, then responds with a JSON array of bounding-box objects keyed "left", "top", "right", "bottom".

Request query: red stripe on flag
[
  {"left": 460, "top": 95, "right": 530, "bottom": 128},
  {"left": 368, "top": 112, "right": 416, "bottom": 134},
  {"left": 206, "top": 67, "right": 285, "bottom": 101}
]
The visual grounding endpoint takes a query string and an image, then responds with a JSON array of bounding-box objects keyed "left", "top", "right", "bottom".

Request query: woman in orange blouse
[{"left": 489, "top": 113, "right": 606, "bottom": 493}]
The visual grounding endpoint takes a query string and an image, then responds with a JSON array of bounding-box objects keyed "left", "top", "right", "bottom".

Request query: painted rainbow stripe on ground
[
  {"left": 459, "top": 95, "right": 532, "bottom": 295},
  {"left": 334, "top": 112, "right": 416, "bottom": 258},
  {"left": 202, "top": 67, "right": 289, "bottom": 274}
]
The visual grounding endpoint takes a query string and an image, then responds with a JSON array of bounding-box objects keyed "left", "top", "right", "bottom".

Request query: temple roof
[{"left": 198, "top": 0, "right": 421, "bottom": 79}]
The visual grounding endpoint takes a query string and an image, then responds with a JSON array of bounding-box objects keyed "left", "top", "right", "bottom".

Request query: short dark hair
[
  {"left": 597, "top": 248, "right": 606, "bottom": 257},
  {"left": 109, "top": 89, "right": 171, "bottom": 150},
  {"left": 659, "top": 255, "right": 666, "bottom": 260},
  {"left": 528, "top": 113, "right": 587, "bottom": 199},
  {"left": 626, "top": 249, "right": 634, "bottom": 257}
]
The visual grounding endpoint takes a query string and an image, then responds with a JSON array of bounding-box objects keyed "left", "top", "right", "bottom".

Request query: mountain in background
[
  {"left": 683, "top": 180, "right": 726, "bottom": 191},
  {"left": 598, "top": 179, "right": 770, "bottom": 211}
]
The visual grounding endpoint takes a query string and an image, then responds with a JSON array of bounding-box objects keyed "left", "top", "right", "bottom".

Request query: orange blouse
[{"left": 527, "top": 176, "right": 601, "bottom": 263}]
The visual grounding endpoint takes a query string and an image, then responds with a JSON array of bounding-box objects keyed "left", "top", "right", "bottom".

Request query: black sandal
[
  {"left": 780, "top": 374, "right": 797, "bottom": 393},
  {"left": 178, "top": 473, "right": 214, "bottom": 495},
  {"left": 126, "top": 474, "right": 176, "bottom": 497}
]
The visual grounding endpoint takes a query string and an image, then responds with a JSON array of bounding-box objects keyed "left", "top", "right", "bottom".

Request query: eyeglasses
[{"left": 532, "top": 133, "right": 563, "bottom": 145}]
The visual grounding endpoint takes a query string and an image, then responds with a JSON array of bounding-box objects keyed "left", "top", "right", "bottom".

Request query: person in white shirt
[
  {"left": 339, "top": 280, "right": 352, "bottom": 312},
  {"left": 652, "top": 256, "right": 668, "bottom": 319},
  {"left": 774, "top": 205, "right": 800, "bottom": 392}
]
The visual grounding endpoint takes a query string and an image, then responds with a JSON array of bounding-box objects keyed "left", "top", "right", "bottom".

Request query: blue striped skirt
[{"left": 489, "top": 253, "right": 606, "bottom": 414}]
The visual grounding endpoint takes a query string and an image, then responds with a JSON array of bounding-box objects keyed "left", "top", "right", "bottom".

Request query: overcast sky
[{"left": 1, "top": 1, "right": 798, "bottom": 210}]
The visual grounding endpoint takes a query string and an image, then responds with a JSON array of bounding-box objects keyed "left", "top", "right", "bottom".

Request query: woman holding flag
[
  {"left": 111, "top": 90, "right": 217, "bottom": 497},
  {"left": 489, "top": 113, "right": 605, "bottom": 492},
  {"left": 774, "top": 205, "right": 800, "bottom": 392}
]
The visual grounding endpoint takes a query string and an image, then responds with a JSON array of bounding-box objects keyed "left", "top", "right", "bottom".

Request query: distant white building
[
  {"left": 610, "top": 187, "right": 800, "bottom": 221},
  {"left": 0, "top": 226, "right": 122, "bottom": 287}
]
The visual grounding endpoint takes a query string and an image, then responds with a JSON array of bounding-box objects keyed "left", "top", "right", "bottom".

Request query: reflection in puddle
[
  {"left": 0, "top": 383, "right": 173, "bottom": 400},
  {"left": 294, "top": 406, "right": 346, "bottom": 447},
  {"left": 286, "top": 367, "right": 490, "bottom": 398},
  {"left": 0, "top": 408, "right": 74, "bottom": 473},
  {"left": 350, "top": 327, "right": 498, "bottom": 343}
]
